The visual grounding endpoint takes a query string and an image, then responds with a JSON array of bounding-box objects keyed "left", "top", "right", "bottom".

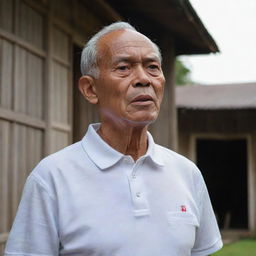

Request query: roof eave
[
  {"left": 176, "top": 0, "right": 219, "bottom": 55},
  {"left": 104, "top": 0, "right": 219, "bottom": 55}
]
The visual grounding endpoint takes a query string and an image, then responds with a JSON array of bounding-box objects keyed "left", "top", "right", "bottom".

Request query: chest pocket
[
  {"left": 166, "top": 211, "right": 199, "bottom": 250},
  {"left": 167, "top": 211, "right": 199, "bottom": 226}
]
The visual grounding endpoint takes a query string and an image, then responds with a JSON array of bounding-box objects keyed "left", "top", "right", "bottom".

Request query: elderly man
[{"left": 5, "top": 22, "right": 222, "bottom": 256}]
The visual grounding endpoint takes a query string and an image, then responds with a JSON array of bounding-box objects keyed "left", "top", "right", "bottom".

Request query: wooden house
[
  {"left": 0, "top": 0, "right": 218, "bottom": 251},
  {"left": 177, "top": 83, "right": 256, "bottom": 235}
]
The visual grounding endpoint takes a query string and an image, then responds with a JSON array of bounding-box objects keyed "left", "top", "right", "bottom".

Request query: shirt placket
[{"left": 124, "top": 156, "right": 150, "bottom": 217}]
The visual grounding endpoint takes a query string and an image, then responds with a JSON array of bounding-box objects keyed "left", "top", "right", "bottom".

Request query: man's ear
[{"left": 78, "top": 76, "right": 99, "bottom": 104}]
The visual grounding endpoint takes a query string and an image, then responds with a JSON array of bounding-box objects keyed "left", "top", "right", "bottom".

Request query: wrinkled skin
[{"left": 79, "top": 29, "right": 165, "bottom": 160}]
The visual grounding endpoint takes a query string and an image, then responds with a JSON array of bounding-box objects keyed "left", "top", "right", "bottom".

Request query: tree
[{"left": 174, "top": 58, "right": 193, "bottom": 86}]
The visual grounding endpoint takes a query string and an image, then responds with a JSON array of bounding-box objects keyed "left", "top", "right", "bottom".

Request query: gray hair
[{"left": 80, "top": 21, "right": 162, "bottom": 78}]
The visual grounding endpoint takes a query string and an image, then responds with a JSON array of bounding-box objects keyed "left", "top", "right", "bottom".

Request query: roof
[
  {"left": 176, "top": 83, "right": 256, "bottom": 110},
  {"left": 105, "top": 0, "right": 219, "bottom": 55}
]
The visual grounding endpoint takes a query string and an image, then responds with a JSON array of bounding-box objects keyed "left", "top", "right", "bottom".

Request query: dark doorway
[
  {"left": 196, "top": 138, "right": 248, "bottom": 229},
  {"left": 73, "top": 44, "right": 83, "bottom": 142},
  {"left": 73, "top": 44, "right": 100, "bottom": 143}
]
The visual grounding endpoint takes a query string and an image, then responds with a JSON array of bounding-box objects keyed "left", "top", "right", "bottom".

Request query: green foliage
[
  {"left": 212, "top": 239, "right": 256, "bottom": 256},
  {"left": 174, "top": 58, "right": 192, "bottom": 86}
]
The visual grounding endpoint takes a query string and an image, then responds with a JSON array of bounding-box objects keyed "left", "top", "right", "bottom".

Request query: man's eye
[
  {"left": 117, "top": 66, "right": 129, "bottom": 71},
  {"left": 148, "top": 65, "right": 159, "bottom": 70}
]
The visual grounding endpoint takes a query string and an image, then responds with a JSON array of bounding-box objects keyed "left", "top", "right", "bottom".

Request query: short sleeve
[
  {"left": 191, "top": 173, "right": 223, "bottom": 256},
  {"left": 4, "top": 174, "right": 59, "bottom": 256}
]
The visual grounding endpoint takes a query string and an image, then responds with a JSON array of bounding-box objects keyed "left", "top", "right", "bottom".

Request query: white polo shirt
[{"left": 5, "top": 123, "right": 222, "bottom": 256}]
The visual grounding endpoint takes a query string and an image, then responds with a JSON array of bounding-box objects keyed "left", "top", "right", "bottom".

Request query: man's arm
[{"left": 4, "top": 173, "right": 59, "bottom": 256}]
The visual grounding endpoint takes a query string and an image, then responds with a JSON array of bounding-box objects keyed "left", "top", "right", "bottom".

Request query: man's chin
[{"left": 124, "top": 114, "right": 158, "bottom": 127}]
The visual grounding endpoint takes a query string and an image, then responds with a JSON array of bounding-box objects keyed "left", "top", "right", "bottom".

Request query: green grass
[{"left": 212, "top": 239, "right": 256, "bottom": 256}]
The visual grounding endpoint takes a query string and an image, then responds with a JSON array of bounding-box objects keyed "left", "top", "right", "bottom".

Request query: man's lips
[{"left": 131, "top": 95, "right": 154, "bottom": 103}]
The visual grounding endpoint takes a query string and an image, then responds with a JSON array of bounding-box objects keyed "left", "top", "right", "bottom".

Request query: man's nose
[{"left": 132, "top": 66, "right": 151, "bottom": 87}]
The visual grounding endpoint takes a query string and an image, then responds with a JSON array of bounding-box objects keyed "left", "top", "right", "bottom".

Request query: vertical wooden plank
[
  {"left": 0, "top": 0, "right": 14, "bottom": 32},
  {"left": 10, "top": 124, "right": 25, "bottom": 222},
  {"left": 43, "top": 1, "right": 53, "bottom": 156},
  {"left": 27, "top": 52, "right": 37, "bottom": 117},
  {"left": 52, "top": 63, "right": 69, "bottom": 124},
  {"left": 10, "top": 123, "right": 18, "bottom": 223},
  {"left": 35, "top": 128, "right": 43, "bottom": 166},
  {"left": 67, "top": 40, "right": 73, "bottom": 144},
  {"left": 30, "top": 2, "right": 44, "bottom": 49},
  {"left": 53, "top": 27, "right": 69, "bottom": 62},
  {"left": 52, "top": 0, "right": 71, "bottom": 23},
  {"left": 0, "top": 242, "right": 6, "bottom": 256},
  {"left": 61, "top": 64, "right": 68, "bottom": 124},
  {"left": 14, "top": 46, "right": 27, "bottom": 114},
  {"left": 51, "top": 62, "right": 58, "bottom": 123},
  {"left": 18, "top": 1, "right": 44, "bottom": 49},
  {"left": 0, "top": 120, "right": 10, "bottom": 234},
  {"left": 26, "top": 127, "right": 43, "bottom": 175},
  {"left": 27, "top": 52, "right": 44, "bottom": 118},
  {"left": 51, "top": 130, "right": 69, "bottom": 153},
  {"left": 0, "top": 39, "right": 14, "bottom": 109},
  {"left": 17, "top": 124, "right": 27, "bottom": 200}
]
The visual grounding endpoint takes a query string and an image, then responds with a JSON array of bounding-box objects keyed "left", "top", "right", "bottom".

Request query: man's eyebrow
[
  {"left": 112, "top": 55, "right": 161, "bottom": 64},
  {"left": 144, "top": 56, "right": 161, "bottom": 63},
  {"left": 112, "top": 56, "right": 131, "bottom": 64}
]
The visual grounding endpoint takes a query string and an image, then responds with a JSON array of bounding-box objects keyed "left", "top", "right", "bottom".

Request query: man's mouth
[{"left": 131, "top": 95, "right": 153, "bottom": 103}]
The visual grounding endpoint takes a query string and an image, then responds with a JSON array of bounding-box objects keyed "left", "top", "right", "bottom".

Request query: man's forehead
[
  {"left": 99, "top": 30, "right": 156, "bottom": 52},
  {"left": 98, "top": 30, "right": 159, "bottom": 59},
  {"left": 109, "top": 39, "right": 155, "bottom": 50}
]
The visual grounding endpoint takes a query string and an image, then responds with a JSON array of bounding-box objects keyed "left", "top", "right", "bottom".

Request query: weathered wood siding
[
  {"left": 0, "top": 1, "right": 46, "bottom": 251},
  {"left": 0, "top": 0, "right": 77, "bottom": 252},
  {"left": 0, "top": 0, "right": 178, "bottom": 253}
]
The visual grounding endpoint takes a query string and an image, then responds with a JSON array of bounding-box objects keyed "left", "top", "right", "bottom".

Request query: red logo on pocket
[{"left": 181, "top": 205, "right": 187, "bottom": 212}]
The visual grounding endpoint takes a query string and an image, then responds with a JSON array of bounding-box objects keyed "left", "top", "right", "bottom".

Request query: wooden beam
[
  {"left": 52, "top": 122, "right": 71, "bottom": 132},
  {"left": 0, "top": 28, "right": 46, "bottom": 58},
  {"left": 52, "top": 56, "right": 71, "bottom": 68},
  {"left": 0, "top": 108, "right": 46, "bottom": 129}
]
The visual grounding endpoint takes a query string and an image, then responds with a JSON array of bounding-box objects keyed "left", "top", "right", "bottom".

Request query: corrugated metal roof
[{"left": 176, "top": 83, "right": 256, "bottom": 109}]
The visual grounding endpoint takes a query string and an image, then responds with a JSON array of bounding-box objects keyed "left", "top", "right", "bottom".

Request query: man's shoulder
[
  {"left": 31, "top": 141, "right": 84, "bottom": 178},
  {"left": 155, "top": 144, "right": 194, "bottom": 165},
  {"left": 154, "top": 144, "right": 201, "bottom": 177}
]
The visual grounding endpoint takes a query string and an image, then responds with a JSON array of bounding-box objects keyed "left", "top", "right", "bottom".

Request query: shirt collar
[
  {"left": 145, "top": 131, "right": 164, "bottom": 167},
  {"left": 81, "top": 123, "right": 164, "bottom": 170}
]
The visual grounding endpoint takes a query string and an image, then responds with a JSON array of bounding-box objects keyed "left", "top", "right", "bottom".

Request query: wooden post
[
  {"left": 150, "top": 36, "right": 178, "bottom": 151},
  {"left": 249, "top": 132, "right": 256, "bottom": 233}
]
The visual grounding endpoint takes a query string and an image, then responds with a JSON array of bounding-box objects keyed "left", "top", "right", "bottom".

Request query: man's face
[{"left": 93, "top": 29, "right": 165, "bottom": 127}]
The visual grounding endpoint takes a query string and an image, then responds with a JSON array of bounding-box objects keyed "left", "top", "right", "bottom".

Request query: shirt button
[
  {"left": 136, "top": 192, "right": 141, "bottom": 197},
  {"left": 132, "top": 173, "right": 136, "bottom": 179}
]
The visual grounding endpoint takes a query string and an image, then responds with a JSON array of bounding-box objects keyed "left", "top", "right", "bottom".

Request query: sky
[{"left": 179, "top": 0, "right": 256, "bottom": 85}]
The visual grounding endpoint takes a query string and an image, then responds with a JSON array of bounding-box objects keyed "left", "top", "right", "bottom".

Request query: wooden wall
[
  {"left": 0, "top": 0, "right": 46, "bottom": 251},
  {"left": 0, "top": 0, "right": 100, "bottom": 252},
  {"left": 0, "top": 0, "right": 178, "bottom": 253}
]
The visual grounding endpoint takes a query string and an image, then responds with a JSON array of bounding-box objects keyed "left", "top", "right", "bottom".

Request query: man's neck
[{"left": 97, "top": 122, "right": 148, "bottom": 161}]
